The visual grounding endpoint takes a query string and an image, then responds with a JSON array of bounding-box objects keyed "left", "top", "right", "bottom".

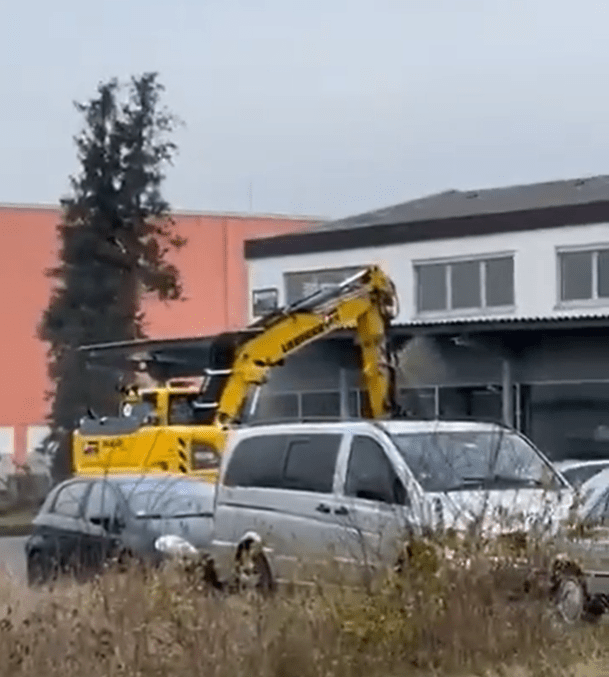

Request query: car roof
[{"left": 234, "top": 419, "right": 514, "bottom": 437}]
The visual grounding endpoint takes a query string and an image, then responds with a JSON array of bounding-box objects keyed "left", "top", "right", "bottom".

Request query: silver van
[{"left": 209, "top": 420, "right": 573, "bottom": 591}]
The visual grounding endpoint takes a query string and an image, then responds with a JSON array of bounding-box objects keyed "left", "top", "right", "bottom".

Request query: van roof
[{"left": 234, "top": 419, "right": 513, "bottom": 437}]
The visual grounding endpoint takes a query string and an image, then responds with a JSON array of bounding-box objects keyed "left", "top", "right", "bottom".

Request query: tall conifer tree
[{"left": 39, "top": 73, "right": 185, "bottom": 481}]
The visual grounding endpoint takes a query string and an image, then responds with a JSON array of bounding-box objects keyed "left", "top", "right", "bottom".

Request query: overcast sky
[{"left": 3, "top": 0, "right": 609, "bottom": 220}]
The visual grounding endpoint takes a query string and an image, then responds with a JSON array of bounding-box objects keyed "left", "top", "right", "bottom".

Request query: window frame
[
  {"left": 413, "top": 252, "right": 516, "bottom": 317},
  {"left": 252, "top": 287, "right": 279, "bottom": 318},
  {"left": 556, "top": 244, "right": 609, "bottom": 307},
  {"left": 223, "top": 432, "right": 342, "bottom": 493},
  {"left": 283, "top": 265, "right": 366, "bottom": 305}
]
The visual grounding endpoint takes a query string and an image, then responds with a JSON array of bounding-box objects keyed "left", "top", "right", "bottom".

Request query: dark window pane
[
  {"left": 526, "top": 383, "right": 609, "bottom": 462},
  {"left": 598, "top": 250, "right": 609, "bottom": 298},
  {"left": 345, "top": 436, "right": 403, "bottom": 504},
  {"left": 281, "top": 434, "right": 341, "bottom": 493},
  {"left": 223, "top": 435, "right": 290, "bottom": 488},
  {"left": 51, "top": 481, "right": 90, "bottom": 518},
  {"left": 398, "top": 388, "right": 436, "bottom": 418},
  {"left": 255, "top": 393, "right": 299, "bottom": 420},
  {"left": 485, "top": 257, "right": 514, "bottom": 307},
  {"left": 561, "top": 251, "right": 592, "bottom": 301},
  {"left": 301, "top": 391, "right": 340, "bottom": 417},
  {"left": 417, "top": 264, "right": 447, "bottom": 312},
  {"left": 451, "top": 260, "right": 481, "bottom": 309},
  {"left": 285, "top": 272, "right": 309, "bottom": 305},
  {"left": 359, "top": 390, "right": 371, "bottom": 417},
  {"left": 348, "top": 390, "right": 361, "bottom": 417},
  {"left": 438, "top": 386, "right": 502, "bottom": 422}
]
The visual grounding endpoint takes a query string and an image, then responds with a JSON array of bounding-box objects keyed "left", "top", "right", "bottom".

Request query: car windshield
[
  {"left": 391, "top": 430, "right": 563, "bottom": 493},
  {"left": 115, "top": 478, "right": 213, "bottom": 518}
]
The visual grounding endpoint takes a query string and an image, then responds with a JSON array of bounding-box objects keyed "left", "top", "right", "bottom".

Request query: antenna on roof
[{"left": 249, "top": 180, "right": 253, "bottom": 212}]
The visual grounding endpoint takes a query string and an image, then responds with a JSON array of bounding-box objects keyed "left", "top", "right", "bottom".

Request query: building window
[
  {"left": 559, "top": 248, "right": 609, "bottom": 303},
  {"left": 415, "top": 255, "right": 514, "bottom": 314},
  {"left": 301, "top": 391, "right": 340, "bottom": 418},
  {"left": 284, "top": 266, "right": 364, "bottom": 305},
  {"left": 252, "top": 288, "right": 278, "bottom": 317}
]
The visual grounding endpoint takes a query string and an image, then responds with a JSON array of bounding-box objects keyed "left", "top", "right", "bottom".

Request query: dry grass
[{"left": 1, "top": 542, "right": 609, "bottom": 677}]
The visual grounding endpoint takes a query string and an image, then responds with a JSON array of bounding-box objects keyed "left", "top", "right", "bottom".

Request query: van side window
[
  {"left": 345, "top": 435, "right": 406, "bottom": 505},
  {"left": 281, "top": 434, "right": 341, "bottom": 493},
  {"left": 223, "top": 433, "right": 342, "bottom": 492},
  {"left": 223, "top": 435, "right": 290, "bottom": 488}
]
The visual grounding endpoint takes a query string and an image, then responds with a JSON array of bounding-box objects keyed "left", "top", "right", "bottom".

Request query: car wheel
[
  {"left": 235, "top": 543, "right": 274, "bottom": 595},
  {"left": 27, "top": 551, "right": 49, "bottom": 587},
  {"left": 555, "top": 575, "right": 586, "bottom": 624}
]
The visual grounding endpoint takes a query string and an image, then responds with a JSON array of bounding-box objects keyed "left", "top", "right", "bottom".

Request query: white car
[
  {"left": 208, "top": 420, "right": 573, "bottom": 591},
  {"left": 555, "top": 460, "right": 609, "bottom": 490}
]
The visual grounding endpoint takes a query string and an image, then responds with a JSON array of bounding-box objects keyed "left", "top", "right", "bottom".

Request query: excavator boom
[{"left": 214, "top": 266, "right": 398, "bottom": 425}]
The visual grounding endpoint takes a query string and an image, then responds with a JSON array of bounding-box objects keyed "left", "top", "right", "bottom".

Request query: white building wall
[
  {"left": 0, "top": 427, "right": 15, "bottom": 479},
  {"left": 247, "top": 222, "right": 609, "bottom": 324}
]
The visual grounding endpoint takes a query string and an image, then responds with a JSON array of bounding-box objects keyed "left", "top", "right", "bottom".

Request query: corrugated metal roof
[
  {"left": 404, "top": 312, "right": 609, "bottom": 326},
  {"left": 312, "top": 175, "right": 609, "bottom": 233},
  {"left": 392, "top": 311, "right": 609, "bottom": 333}
]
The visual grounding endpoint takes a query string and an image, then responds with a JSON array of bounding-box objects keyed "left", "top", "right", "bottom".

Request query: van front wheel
[{"left": 555, "top": 575, "right": 585, "bottom": 624}]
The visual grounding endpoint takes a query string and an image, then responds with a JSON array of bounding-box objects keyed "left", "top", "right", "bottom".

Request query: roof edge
[
  {"left": 0, "top": 202, "right": 324, "bottom": 222},
  {"left": 245, "top": 200, "right": 609, "bottom": 260}
]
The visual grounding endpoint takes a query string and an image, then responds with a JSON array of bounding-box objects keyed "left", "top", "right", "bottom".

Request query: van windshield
[{"left": 391, "top": 430, "right": 563, "bottom": 493}]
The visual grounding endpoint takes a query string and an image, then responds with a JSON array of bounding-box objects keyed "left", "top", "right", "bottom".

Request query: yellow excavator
[{"left": 73, "top": 265, "right": 399, "bottom": 482}]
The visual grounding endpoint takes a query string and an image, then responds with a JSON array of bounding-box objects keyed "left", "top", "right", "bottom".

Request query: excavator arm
[{"left": 213, "top": 265, "right": 399, "bottom": 426}]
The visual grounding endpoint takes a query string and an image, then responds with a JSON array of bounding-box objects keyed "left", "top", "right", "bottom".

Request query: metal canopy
[{"left": 79, "top": 330, "right": 261, "bottom": 380}]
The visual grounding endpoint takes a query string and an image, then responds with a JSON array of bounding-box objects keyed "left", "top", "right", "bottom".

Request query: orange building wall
[
  {"left": 0, "top": 206, "right": 318, "bottom": 463},
  {"left": 141, "top": 214, "right": 318, "bottom": 336}
]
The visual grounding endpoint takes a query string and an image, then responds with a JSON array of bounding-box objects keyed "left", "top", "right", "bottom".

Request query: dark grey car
[{"left": 24, "top": 474, "right": 215, "bottom": 586}]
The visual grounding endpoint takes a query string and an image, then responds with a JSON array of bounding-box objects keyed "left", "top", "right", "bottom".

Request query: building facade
[
  {"left": 0, "top": 205, "right": 319, "bottom": 469},
  {"left": 245, "top": 176, "right": 609, "bottom": 462}
]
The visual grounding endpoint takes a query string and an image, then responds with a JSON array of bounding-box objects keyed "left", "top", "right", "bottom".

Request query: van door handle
[
  {"left": 315, "top": 503, "right": 331, "bottom": 513},
  {"left": 334, "top": 506, "right": 349, "bottom": 516}
]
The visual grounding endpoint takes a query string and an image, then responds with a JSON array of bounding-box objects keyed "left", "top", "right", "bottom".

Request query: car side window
[
  {"left": 345, "top": 435, "right": 407, "bottom": 505},
  {"left": 281, "top": 435, "right": 341, "bottom": 493},
  {"left": 223, "top": 434, "right": 291, "bottom": 488},
  {"left": 50, "top": 482, "right": 91, "bottom": 518},
  {"left": 156, "top": 482, "right": 212, "bottom": 517},
  {"left": 84, "top": 481, "right": 120, "bottom": 520}
]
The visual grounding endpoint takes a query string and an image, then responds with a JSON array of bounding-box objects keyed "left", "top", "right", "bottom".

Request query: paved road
[{"left": 0, "top": 536, "right": 27, "bottom": 584}]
